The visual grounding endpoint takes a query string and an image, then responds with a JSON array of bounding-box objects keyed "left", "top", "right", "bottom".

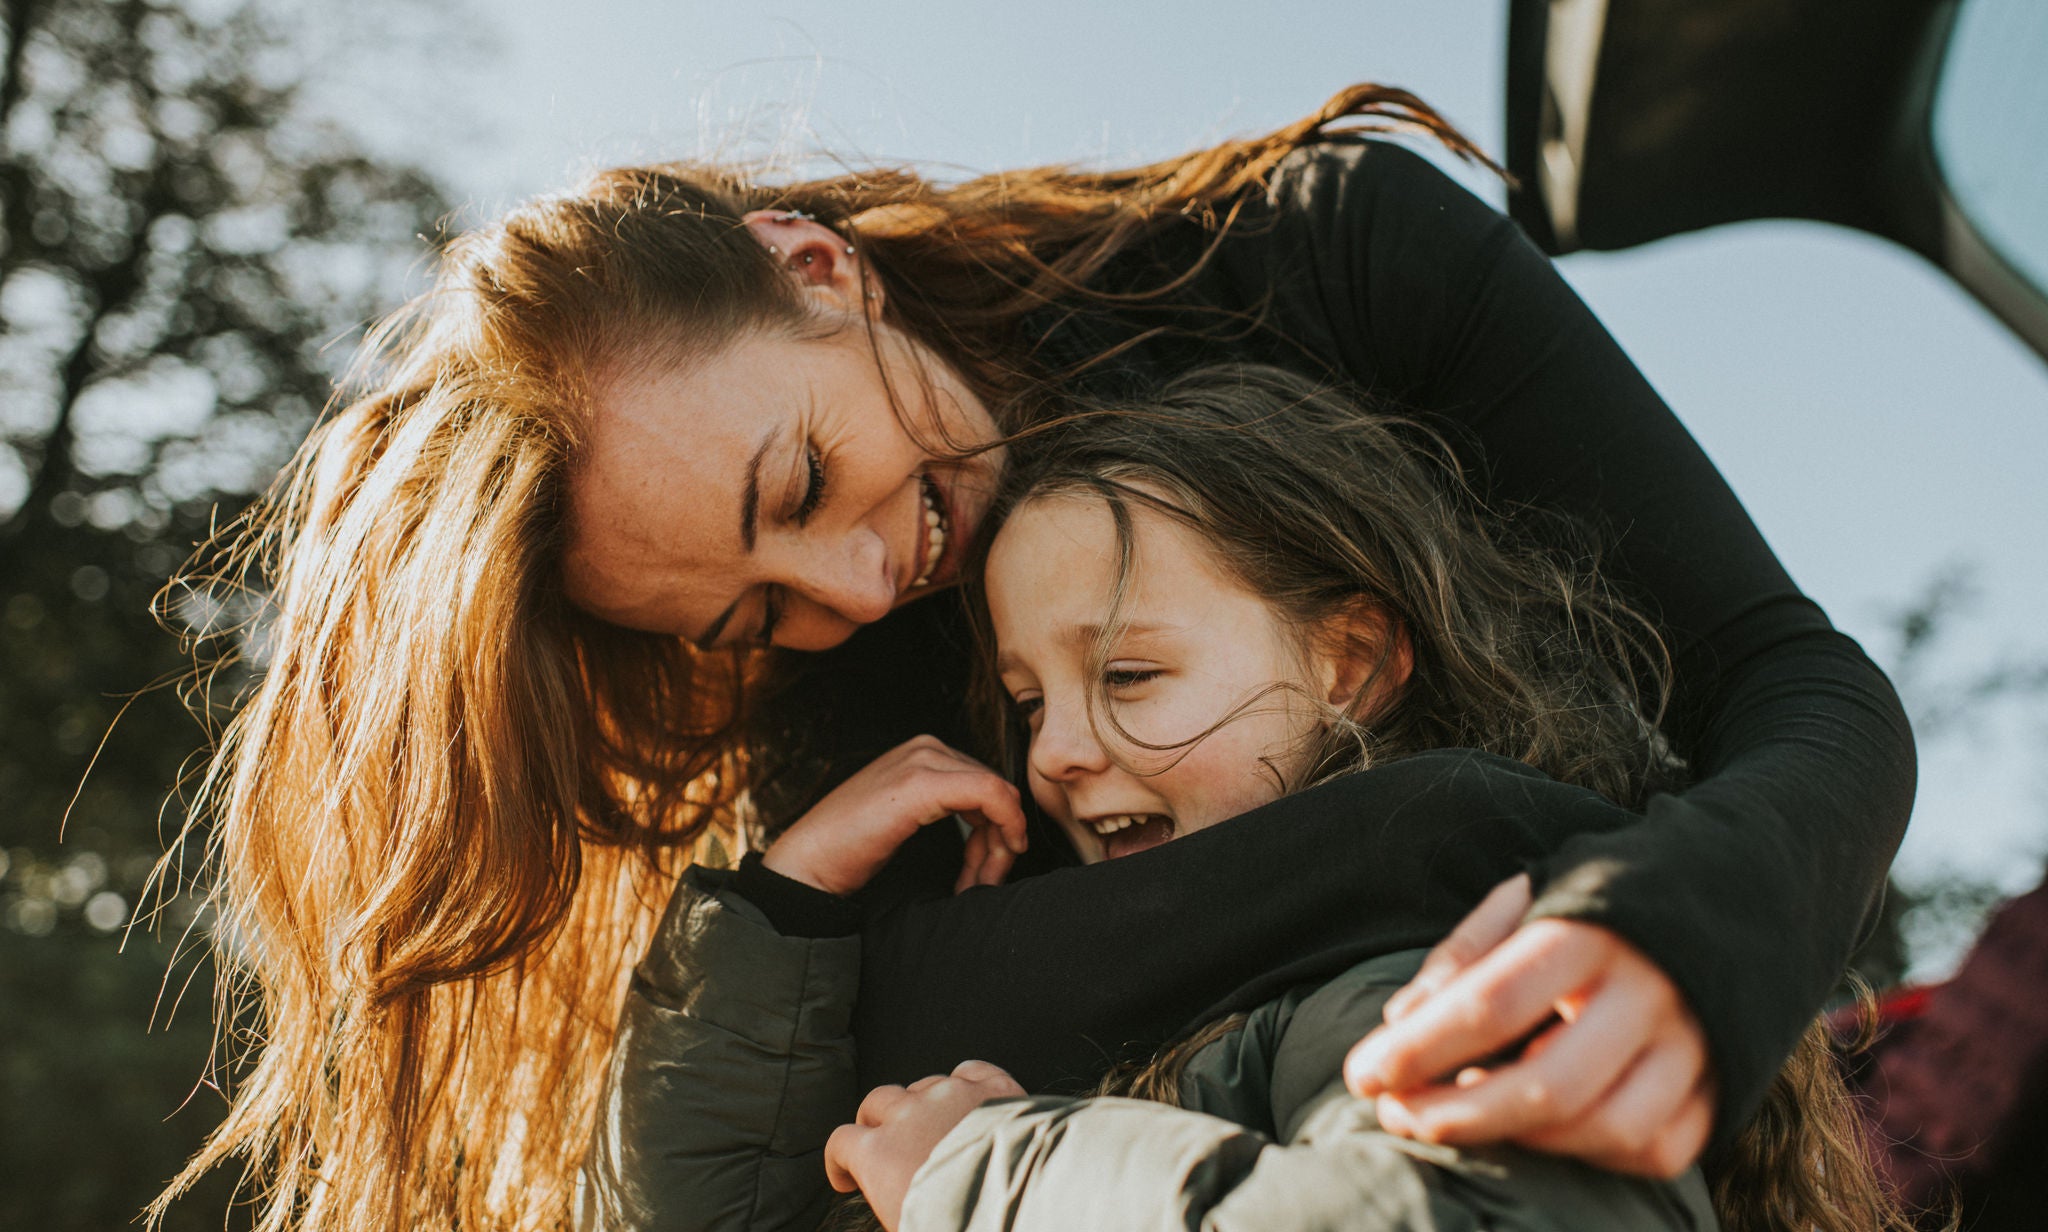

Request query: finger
[
  {"left": 1348, "top": 920, "right": 1610, "bottom": 1097},
  {"left": 1383, "top": 874, "right": 1533, "bottom": 1025},
  {"left": 1638, "top": 1083, "right": 1715, "bottom": 1180},
  {"left": 1514, "top": 1039, "right": 1710, "bottom": 1175},
  {"left": 949, "top": 790, "right": 1029, "bottom": 859},
  {"left": 963, "top": 815, "right": 1019, "bottom": 887},
  {"left": 824, "top": 1122, "right": 867, "bottom": 1192},
  {"left": 906, "top": 1073, "right": 952, "bottom": 1094},
  {"left": 913, "top": 771, "right": 1026, "bottom": 850},
  {"left": 955, "top": 824, "right": 990, "bottom": 895},
  {"left": 1375, "top": 970, "right": 1671, "bottom": 1144},
  {"left": 856, "top": 1084, "right": 908, "bottom": 1127},
  {"left": 951, "top": 1059, "right": 1022, "bottom": 1094}
]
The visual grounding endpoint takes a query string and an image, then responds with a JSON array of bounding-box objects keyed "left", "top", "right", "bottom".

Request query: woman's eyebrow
[
  {"left": 737, "top": 423, "right": 784, "bottom": 553},
  {"left": 695, "top": 425, "right": 788, "bottom": 648}
]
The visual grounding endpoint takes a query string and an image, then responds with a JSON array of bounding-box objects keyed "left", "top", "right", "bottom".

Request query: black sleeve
[
  {"left": 1244, "top": 140, "right": 1914, "bottom": 1134},
  {"left": 852, "top": 750, "right": 1641, "bottom": 1093}
]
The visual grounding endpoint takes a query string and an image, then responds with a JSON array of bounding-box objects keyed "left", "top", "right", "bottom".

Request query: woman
[{"left": 159, "top": 87, "right": 1911, "bottom": 1232}]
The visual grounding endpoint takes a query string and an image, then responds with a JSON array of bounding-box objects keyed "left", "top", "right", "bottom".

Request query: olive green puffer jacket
[
  {"left": 580, "top": 869, "right": 1717, "bottom": 1232},
  {"left": 901, "top": 949, "right": 1717, "bottom": 1232}
]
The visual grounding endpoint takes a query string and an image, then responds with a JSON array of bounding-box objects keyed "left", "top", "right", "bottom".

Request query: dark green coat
[
  {"left": 579, "top": 869, "right": 1717, "bottom": 1232},
  {"left": 903, "top": 949, "right": 1717, "bottom": 1231}
]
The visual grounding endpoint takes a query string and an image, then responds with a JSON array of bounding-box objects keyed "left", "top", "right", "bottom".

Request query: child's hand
[
  {"left": 1343, "top": 874, "right": 1715, "bottom": 1179},
  {"left": 824, "top": 1061, "right": 1026, "bottom": 1232},
  {"left": 761, "top": 736, "right": 1028, "bottom": 897}
]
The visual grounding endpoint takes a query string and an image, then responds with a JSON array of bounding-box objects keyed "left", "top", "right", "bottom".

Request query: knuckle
[
  {"left": 1513, "top": 1078, "right": 1566, "bottom": 1122},
  {"left": 1459, "top": 983, "right": 1516, "bottom": 1029}
]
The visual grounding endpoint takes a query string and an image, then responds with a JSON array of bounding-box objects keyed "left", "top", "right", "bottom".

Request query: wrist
[
  {"left": 761, "top": 836, "right": 861, "bottom": 897},
  {"left": 734, "top": 851, "right": 864, "bottom": 937}
]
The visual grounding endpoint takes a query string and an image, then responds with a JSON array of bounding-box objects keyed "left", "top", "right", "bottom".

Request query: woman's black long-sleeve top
[{"left": 638, "top": 138, "right": 1914, "bottom": 1155}]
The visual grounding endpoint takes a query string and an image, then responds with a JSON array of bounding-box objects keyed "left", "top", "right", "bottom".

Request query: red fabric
[{"left": 1851, "top": 873, "right": 2048, "bottom": 1221}]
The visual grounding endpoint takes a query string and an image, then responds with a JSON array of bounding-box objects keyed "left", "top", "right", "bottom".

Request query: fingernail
[{"left": 1345, "top": 1039, "right": 1387, "bottom": 1095}]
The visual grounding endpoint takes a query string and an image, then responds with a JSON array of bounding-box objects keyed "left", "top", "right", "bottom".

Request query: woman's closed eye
[
  {"left": 794, "top": 441, "right": 828, "bottom": 526},
  {"left": 1008, "top": 691, "right": 1043, "bottom": 719}
]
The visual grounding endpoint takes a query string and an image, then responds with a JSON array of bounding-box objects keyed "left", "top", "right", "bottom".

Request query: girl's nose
[{"left": 1028, "top": 698, "right": 1112, "bottom": 783}]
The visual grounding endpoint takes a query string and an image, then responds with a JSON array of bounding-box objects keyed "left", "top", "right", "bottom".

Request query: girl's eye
[
  {"left": 1010, "top": 694, "right": 1043, "bottom": 718},
  {"left": 1104, "top": 667, "right": 1161, "bottom": 689},
  {"left": 795, "top": 442, "right": 828, "bottom": 526}
]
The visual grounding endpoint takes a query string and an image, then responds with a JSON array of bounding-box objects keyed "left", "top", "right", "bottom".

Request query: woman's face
[
  {"left": 564, "top": 318, "right": 1006, "bottom": 651},
  {"left": 987, "top": 491, "right": 1339, "bottom": 862}
]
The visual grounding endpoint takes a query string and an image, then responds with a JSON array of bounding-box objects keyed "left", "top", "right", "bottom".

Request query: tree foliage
[{"left": 0, "top": 1, "right": 446, "bottom": 1226}]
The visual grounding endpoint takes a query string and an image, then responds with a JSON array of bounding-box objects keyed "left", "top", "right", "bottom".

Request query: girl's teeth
[{"left": 1089, "top": 814, "right": 1158, "bottom": 835}]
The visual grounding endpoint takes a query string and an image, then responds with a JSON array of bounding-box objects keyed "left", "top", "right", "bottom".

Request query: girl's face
[
  {"left": 987, "top": 491, "right": 1348, "bottom": 862},
  {"left": 562, "top": 220, "right": 1006, "bottom": 652}
]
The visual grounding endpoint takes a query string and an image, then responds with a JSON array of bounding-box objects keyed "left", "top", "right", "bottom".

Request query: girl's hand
[
  {"left": 1343, "top": 874, "right": 1716, "bottom": 1179},
  {"left": 761, "top": 735, "right": 1028, "bottom": 897},
  {"left": 824, "top": 1061, "right": 1026, "bottom": 1232}
]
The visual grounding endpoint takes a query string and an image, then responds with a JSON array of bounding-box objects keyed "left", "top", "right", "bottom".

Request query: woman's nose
[
  {"left": 799, "top": 526, "right": 895, "bottom": 626},
  {"left": 1028, "top": 699, "right": 1111, "bottom": 783}
]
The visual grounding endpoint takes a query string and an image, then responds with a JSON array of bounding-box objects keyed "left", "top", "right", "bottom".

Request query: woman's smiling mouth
[{"left": 910, "top": 472, "right": 952, "bottom": 590}]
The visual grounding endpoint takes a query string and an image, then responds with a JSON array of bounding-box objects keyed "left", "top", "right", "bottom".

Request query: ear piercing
[{"left": 778, "top": 209, "right": 815, "bottom": 223}]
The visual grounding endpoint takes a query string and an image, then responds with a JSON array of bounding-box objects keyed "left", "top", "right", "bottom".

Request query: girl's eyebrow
[
  {"left": 1065, "top": 620, "right": 1171, "bottom": 646},
  {"left": 996, "top": 621, "right": 1173, "bottom": 674}
]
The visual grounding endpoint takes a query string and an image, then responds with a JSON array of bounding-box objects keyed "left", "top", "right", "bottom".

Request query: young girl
[{"left": 749, "top": 366, "right": 1906, "bottom": 1232}]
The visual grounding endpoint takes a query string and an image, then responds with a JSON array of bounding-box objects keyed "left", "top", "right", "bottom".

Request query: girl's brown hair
[
  {"left": 155, "top": 87, "right": 1488, "bottom": 1232},
  {"left": 965, "top": 364, "right": 1677, "bottom": 809},
  {"left": 959, "top": 364, "right": 1914, "bottom": 1232}
]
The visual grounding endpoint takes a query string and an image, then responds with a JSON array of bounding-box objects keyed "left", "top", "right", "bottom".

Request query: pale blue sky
[{"left": 321, "top": 0, "right": 2048, "bottom": 962}]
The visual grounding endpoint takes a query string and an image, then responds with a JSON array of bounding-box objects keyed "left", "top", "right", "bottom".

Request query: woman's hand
[
  {"left": 825, "top": 1061, "right": 1026, "bottom": 1232},
  {"left": 761, "top": 735, "right": 1028, "bottom": 897},
  {"left": 1343, "top": 874, "right": 1716, "bottom": 1179}
]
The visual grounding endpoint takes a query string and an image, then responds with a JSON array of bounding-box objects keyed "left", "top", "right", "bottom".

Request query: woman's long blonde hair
[{"left": 153, "top": 87, "right": 1488, "bottom": 1231}]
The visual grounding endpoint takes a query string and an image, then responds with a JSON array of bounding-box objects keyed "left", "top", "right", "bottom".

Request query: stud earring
[
  {"left": 802, "top": 253, "right": 815, "bottom": 265},
  {"left": 844, "top": 245, "right": 856, "bottom": 255},
  {"left": 780, "top": 209, "right": 815, "bottom": 223}
]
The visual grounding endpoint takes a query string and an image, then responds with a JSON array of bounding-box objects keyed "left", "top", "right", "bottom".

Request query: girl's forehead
[{"left": 985, "top": 489, "right": 1257, "bottom": 646}]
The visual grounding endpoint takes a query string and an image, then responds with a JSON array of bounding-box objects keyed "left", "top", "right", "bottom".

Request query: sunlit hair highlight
[{"left": 154, "top": 87, "right": 1489, "bottom": 1232}]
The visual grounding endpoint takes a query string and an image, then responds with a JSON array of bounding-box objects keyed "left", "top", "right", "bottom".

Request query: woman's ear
[
  {"left": 1318, "top": 602, "right": 1413, "bottom": 722},
  {"left": 740, "top": 209, "right": 882, "bottom": 316}
]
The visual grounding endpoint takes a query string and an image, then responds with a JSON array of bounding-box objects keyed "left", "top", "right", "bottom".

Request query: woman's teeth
[
  {"left": 1089, "top": 814, "right": 1164, "bottom": 836},
  {"left": 912, "top": 479, "right": 949, "bottom": 588}
]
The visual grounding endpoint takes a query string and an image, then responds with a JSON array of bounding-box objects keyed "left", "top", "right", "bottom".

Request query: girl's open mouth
[{"left": 1088, "top": 813, "right": 1175, "bottom": 859}]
